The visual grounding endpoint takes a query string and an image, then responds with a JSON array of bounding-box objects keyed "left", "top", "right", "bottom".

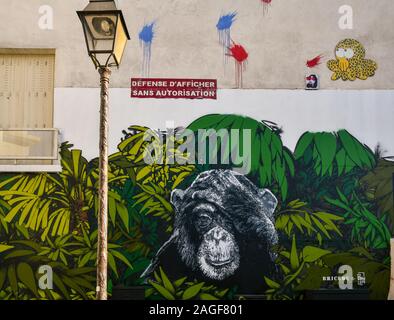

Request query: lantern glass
[
  {"left": 113, "top": 18, "right": 128, "bottom": 66},
  {"left": 77, "top": 1, "right": 130, "bottom": 68}
]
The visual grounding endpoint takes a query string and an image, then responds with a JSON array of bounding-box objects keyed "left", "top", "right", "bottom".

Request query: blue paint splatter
[
  {"left": 139, "top": 22, "right": 155, "bottom": 77},
  {"left": 217, "top": 12, "right": 237, "bottom": 31},
  {"left": 216, "top": 12, "right": 237, "bottom": 64},
  {"left": 139, "top": 23, "right": 155, "bottom": 43}
]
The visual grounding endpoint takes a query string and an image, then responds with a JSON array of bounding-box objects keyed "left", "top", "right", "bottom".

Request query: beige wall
[{"left": 1, "top": 0, "right": 393, "bottom": 89}]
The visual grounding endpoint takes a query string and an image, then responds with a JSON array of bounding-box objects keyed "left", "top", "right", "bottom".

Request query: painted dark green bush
[{"left": 187, "top": 114, "right": 295, "bottom": 201}]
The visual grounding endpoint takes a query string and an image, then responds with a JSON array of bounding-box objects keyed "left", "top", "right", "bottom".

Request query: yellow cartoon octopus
[{"left": 327, "top": 39, "right": 377, "bottom": 81}]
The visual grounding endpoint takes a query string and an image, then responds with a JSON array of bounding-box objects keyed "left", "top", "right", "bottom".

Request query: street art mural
[
  {"left": 0, "top": 114, "right": 392, "bottom": 300},
  {"left": 327, "top": 39, "right": 378, "bottom": 81},
  {"left": 139, "top": 22, "right": 155, "bottom": 77},
  {"left": 216, "top": 12, "right": 237, "bottom": 64}
]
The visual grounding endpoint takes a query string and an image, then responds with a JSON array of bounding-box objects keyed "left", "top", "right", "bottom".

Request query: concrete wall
[
  {"left": 1, "top": 0, "right": 393, "bottom": 161},
  {"left": 1, "top": 0, "right": 394, "bottom": 89}
]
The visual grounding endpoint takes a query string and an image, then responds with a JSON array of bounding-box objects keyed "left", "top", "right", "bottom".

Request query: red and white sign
[{"left": 131, "top": 78, "right": 217, "bottom": 100}]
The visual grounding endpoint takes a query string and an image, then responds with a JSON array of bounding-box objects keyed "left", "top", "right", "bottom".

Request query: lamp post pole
[
  {"left": 77, "top": 0, "right": 130, "bottom": 301},
  {"left": 97, "top": 67, "right": 111, "bottom": 300}
]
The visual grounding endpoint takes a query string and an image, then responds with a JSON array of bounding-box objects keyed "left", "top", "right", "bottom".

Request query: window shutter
[{"left": 0, "top": 53, "right": 55, "bottom": 129}]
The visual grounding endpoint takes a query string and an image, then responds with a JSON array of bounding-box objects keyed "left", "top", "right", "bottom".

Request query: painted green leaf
[
  {"left": 302, "top": 246, "right": 331, "bottom": 263},
  {"left": 0, "top": 244, "right": 14, "bottom": 253},
  {"left": 72, "top": 150, "right": 82, "bottom": 180},
  {"left": 116, "top": 202, "right": 129, "bottom": 232},
  {"left": 261, "top": 138, "right": 272, "bottom": 184},
  {"left": 187, "top": 114, "right": 227, "bottom": 131},
  {"left": 344, "top": 156, "right": 356, "bottom": 174},
  {"left": 258, "top": 166, "right": 267, "bottom": 187},
  {"left": 62, "top": 276, "right": 87, "bottom": 299},
  {"left": 275, "top": 214, "right": 290, "bottom": 230},
  {"left": 182, "top": 282, "right": 205, "bottom": 300},
  {"left": 264, "top": 276, "right": 281, "bottom": 289},
  {"left": 280, "top": 178, "right": 288, "bottom": 201},
  {"left": 275, "top": 157, "right": 285, "bottom": 186},
  {"left": 16, "top": 262, "right": 38, "bottom": 297},
  {"left": 251, "top": 135, "right": 261, "bottom": 174},
  {"left": 5, "top": 199, "right": 30, "bottom": 223},
  {"left": 283, "top": 150, "right": 295, "bottom": 177},
  {"left": 290, "top": 235, "right": 300, "bottom": 270},
  {"left": 8, "top": 265, "right": 18, "bottom": 296},
  {"left": 294, "top": 132, "right": 314, "bottom": 160},
  {"left": 199, "top": 293, "right": 219, "bottom": 300},
  {"left": 159, "top": 267, "right": 175, "bottom": 294},
  {"left": 108, "top": 197, "right": 117, "bottom": 228},
  {"left": 271, "top": 134, "right": 283, "bottom": 158},
  {"left": 4, "top": 249, "right": 35, "bottom": 260},
  {"left": 108, "top": 252, "right": 118, "bottom": 278},
  {"left": 216, "top": 288, "right": 229, "bottom": 298},
  {"left": 217, "top": 114, "right": 239, "bottom": 129},
  {"left": 153, "top": 271, "right": 162, "bottom": 284},
  {"left": 173, "top": 276, "right": 187, "bottom": 289},
  {"left": 149, "top": 280, "right": 176, "bottom": 300},
  {"left": 338, "top": 130, "right": 364, "bottom": 168},
  {"left": 111, "top": 250, "right": 133, "bottom": 269},
  {"left": 310, "top": 216, "right": 331, "bottom": 239},
  {"left": 118, "top": 131, "right": 146, "bottom": 153},
  {"left": 315, "top": 133, "right": 337, "bottom": 176},
  {"left": 78, "top": 251, "right": 93, "bottom": 267}
]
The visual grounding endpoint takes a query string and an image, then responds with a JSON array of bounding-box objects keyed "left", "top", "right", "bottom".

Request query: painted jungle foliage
[{"left": 0, "top": 114, "right": 392, "bottom": 300}]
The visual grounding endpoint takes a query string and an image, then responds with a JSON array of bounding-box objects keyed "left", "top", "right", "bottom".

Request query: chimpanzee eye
[{"left": 196, "top": 214, "right": 212, "bottom": 229}]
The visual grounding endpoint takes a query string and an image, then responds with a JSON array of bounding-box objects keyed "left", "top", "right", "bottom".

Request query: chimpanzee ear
[
  {"left": 170, "top": 189, "right": 185, "bottom": 207},
  {"left": 259, "top": 188, "right": 278, "bottom": 217}
]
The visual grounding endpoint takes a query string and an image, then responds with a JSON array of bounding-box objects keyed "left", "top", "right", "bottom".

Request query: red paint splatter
[
  {"left": 228, "top": 42, "right": 248, "bottom": 88},
  {"left": 306, "top": 55, "right": 323, "bottom": 68},
  {"left": 229, "top": 43, "right": 248, "bottom": 62}
]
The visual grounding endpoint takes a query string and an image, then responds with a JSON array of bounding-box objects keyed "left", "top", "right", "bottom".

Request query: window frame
[{"left": 0, "top": 48, "right": 61, "bottom": 172}]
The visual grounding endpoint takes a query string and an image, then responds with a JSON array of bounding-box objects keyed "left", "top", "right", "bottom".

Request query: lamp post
[{"left": 77, "top": 0, "right": 130, "bottom": 300}]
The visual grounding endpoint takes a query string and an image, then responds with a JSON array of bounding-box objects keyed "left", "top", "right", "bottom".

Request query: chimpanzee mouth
[{"left": 207, "top": 258, "right": 233, "bottom": 267}]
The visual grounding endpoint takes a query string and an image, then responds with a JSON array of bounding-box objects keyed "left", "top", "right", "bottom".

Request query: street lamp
[{"left": 77, "top": 0, "right": 130, "bottom": 300}]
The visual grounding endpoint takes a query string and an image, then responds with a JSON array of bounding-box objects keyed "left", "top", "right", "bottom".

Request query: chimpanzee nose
[
  {"left": 211, "top": 227, "right": 227, "bottom": 242},
  {"left": 213, "top": 229, "right": 221, "bottom": 239}
]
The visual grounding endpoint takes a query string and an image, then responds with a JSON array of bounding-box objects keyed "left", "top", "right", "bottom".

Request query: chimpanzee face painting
[{"left": 141, "top": 170, "right": 279, "bottom": 293}]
